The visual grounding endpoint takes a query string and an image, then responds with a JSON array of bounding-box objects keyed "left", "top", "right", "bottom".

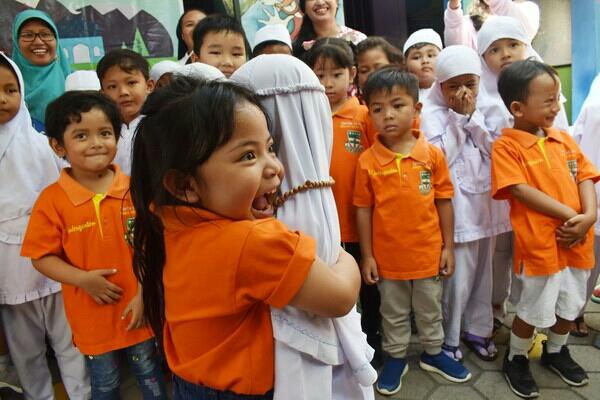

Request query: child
[
  {"left": 21, "top": 91, "right": 167, "bottom": 398},
  {"left": 96, "top": 49, "right": 154, "bottom": 176},
  {"left": 251, "top": 24, "right": 293, "bottom": 57},
  {"left": 421, "top": 45, "right": 498, "bottom": 362},
  {"left": 149, "top": 59, "right": 180, "bottom": 89},
  {"left": 356, "top": 36, "right": 404, "bottom": 95},
  {"left": 232, "top": 53, "right": 376, "bottom": 400},
  {"left": 191, "top": 14, "right": 248, "bottom": 78},
  {"left": 493, "top": 59, "right": 598, "bottom": 398},
  {"left": 129, "top": 77, "right": 361, "bottom": 399},
  {"left": 305, "top": 37, "right": 381, "bottom": 355},
  {"left": 355, "top": 67, "right": 471, "bottom": 395},
  {"left": 477, "top": 15, "right": 569, "bottom": 330},
  {"left": 0, "top": 52, "right": 90, "bottom": 399},
  {"left": 403, "top": 29, "right": 443, "bottom": 99}
]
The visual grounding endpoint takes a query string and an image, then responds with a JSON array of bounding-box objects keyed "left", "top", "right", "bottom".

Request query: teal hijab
[{"left": 11, "top": 10, "right": 71, "bottom": 124}]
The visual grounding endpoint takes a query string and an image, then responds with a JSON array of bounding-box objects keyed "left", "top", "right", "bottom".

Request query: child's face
[
  {"left": 483, "top": 38, "right": 527, "bottom": 76},
  {"left": 305, "top": 0, "right": 338, "bottom": 23},
  {"left": 257, "top": 43, "right": 292, "bottom": 56},
  {"left": 101, "top": 66, "right": 154, "bottom": 124},
  {"left": 0, "top": 66, "right": 21, "bottom": 124},
  {"left": 357, "top": 47, "right": 391, "bottom": 90},
  {"left": 368, "top": 85, "right": 421, "bottom": 141},
  {"left": 440, "top": 73, "right": 479, "bottom": 113},
  {"left": 18, "top": 20, "right": 57, "bottom": 67},
  {"left": 512, "top": 73, "right": 561, "bottom": 132},
  {"left": 313, "top": 58, "right": 355, "bottom": 111},
  {"left": 195, "top": 31, "right": 246, "bottom": 78},
  {"left": 50, "top": 107, "right": 117, "bottom": 174},
  {"left": 181, "top": 9, "right": 206, "bottom": 53},
  {"left": 406, "top": 44, "right": 439, "bottom": 89},
  {"left": 193, "top": 102, "right": 284, "bottom": 220}
]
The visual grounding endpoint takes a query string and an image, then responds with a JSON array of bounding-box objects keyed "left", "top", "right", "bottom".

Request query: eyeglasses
[{"left": 19, "top": 31, "right": 55, "bottom": 42}]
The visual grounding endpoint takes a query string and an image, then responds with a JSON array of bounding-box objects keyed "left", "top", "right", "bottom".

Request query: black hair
[
  {"left": 252, "top": 40, "right": 291, "bottom": 58},
  {"left": 130, "top": 77, "right": 268, "bottom": 342},
  {"left": 96, "top": 49, "right": 150, "bottom": 83},
  {"left": 497, "top": 59, "right": 559, "bottom": 112},
  {"left": 293, "top": 0, "right": 340, "bottom": 58},
  {"left": 362, "top": 66, "right": 419, "bottom": 106},
  {"left": 356, "top": 36, "right": 404, "bottom": 68},
  {"left": 192, "top": 14, "right": 248, "bottom": 56},
  {"left": 176, "top": 7, "right": 208, "bottom": 59},
  {"left": 44, "top": 91, "right": 121, "bottom": 145},
  {"left": 305, "top": 37, "right": 355, "bottom": 71},
  {"left": 0, "top": 56, "right": 20, "bottom": 91}
]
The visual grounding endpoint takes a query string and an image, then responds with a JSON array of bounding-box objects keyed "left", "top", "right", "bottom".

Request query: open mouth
[
  {"left": 251, "top": 189, "right": 278, "bottom": 218},
  {"left": 31, "top": 48, "right": 48, "bottom": 55},
  {"left": 313, "top": 5, "right": 330, "bottom": 15}
]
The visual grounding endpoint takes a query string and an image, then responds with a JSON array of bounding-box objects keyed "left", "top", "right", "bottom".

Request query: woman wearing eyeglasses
[{"left": 12, "top": 9, "right": 71, "bottom": 130}]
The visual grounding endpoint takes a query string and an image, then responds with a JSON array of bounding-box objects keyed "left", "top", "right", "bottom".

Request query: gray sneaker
[{"left": 0, "top": 365, "right": 23, "bottom": 393}]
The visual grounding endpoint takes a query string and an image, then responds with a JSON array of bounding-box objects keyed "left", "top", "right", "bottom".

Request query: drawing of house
[{"left": 61, "top": 36, "right": 105, "bottom": 64}]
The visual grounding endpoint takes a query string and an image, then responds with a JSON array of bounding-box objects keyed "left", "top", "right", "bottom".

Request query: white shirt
[{"left": 114, "top": 115, "right": 143, "bottom": 176}]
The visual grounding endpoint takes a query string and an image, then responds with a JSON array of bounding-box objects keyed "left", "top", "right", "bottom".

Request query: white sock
[
  {"left": 546, "top": 331, "right": 569, "bottom": 354},
  {"left": 508, "top": 332, "right": 533, "bottom": 361}
]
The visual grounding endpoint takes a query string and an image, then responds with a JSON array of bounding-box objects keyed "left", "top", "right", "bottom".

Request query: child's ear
[
  {"left": 414, "top": 101, "right": 423, "bottom": 116},
  {"left": 349, "top": 66, "right": 357, "bottom": 83},
  {"left": 146, "top": 78, "right": 155, "bottom": 94},
  {"left": 49, "top": 137, "right": 66, "bottom": 159},
  {"left": 190, "top": 51, "right": 199, "bottom": 63},
  {"left": 163, "top": 170, "right": 202, "bottom": 204},
  {"left": 510, "top": 101, "right": 524, "bottom": 118}
]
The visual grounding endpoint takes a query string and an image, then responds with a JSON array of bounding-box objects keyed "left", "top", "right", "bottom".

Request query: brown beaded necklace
[{"left": 274, "top": 178, "right": 336, "bottom": 208}]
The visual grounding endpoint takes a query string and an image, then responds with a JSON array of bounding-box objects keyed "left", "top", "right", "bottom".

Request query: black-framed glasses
[{"left": 19, "top": 31, "right": 55, "bottom": 42}]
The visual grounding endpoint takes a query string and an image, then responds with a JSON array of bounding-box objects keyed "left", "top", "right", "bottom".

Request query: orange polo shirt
[
  {"left": 21, "top": 165, "right": 153, "bottom": 355},
  {"left": 353, "top": 130, "right": 454, "bottom": 280},
  {"left": 331, "top": 96, "right": 377, "bottom": 242},
  {"left": 160, "top": 206, "right": 315, "bottom": 395},
  {"left": 492, "top": 127, "right": 600, "bottom": 276}
]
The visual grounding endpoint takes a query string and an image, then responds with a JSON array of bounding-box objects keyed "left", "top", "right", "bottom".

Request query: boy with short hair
[
  {"left": 494, "top": 59, "right": 598, "bottom": 399},
  {"left": 191, "top": 14, "right": 248, "bottom": 77},
  {"left": 251, "top": 24, "right": 293, "bottom": 58},
  {"left": 96, "top": 49, "right": 154, "bottom": 175},
  {"left": 354, "top": 67, "right": 471, "bottom": 396},
  {"left": 21, "top": 90, "right": 167, "bottom": 398},
  {"left": 403, "top": 29, "right": 443, "bottom": 99}
]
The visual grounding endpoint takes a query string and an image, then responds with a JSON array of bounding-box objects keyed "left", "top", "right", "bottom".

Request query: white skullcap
[
  {"left": 252, "top": 24, "right": 292, "bottom": 52},
  {"left": 149, "top": 60, "right": 179, "bottom": 82},
  {"left": 403, "top": 28, "right": 443, "bottom": 55},
  {"left": 435, "top": 45, "right": 481, "bottom": 83},
  {"left": 173, "top": 62, "right": 226, "bottom": 81},
  {"left": 477, "top": 16, "right": 529, "bottom": 55},
  {"left": 64, "top": 71, "right": 100, "bottom": 91}
]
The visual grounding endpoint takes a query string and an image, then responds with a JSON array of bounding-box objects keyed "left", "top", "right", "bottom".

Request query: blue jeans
[
  {"left": 86, "top": 338, "right": 167, "bottom": 399},
  {"left": 173, "top": 375, "right": 273, "bottom": 400}
]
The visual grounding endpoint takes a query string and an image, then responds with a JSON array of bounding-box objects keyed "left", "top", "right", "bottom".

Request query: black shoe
[
  {"left": 503, "top": 351, "right": 539, "bottom": 398},
  {"left": 541, "top": 341, "right": 589, "bottom": 386}
]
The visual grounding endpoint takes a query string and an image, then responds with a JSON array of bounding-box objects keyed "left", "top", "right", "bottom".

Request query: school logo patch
[
  {"left": 419, "top": 170, "right": 432, "bottom": 195},
  {"left": 567, "top": 159, "right": 578, "bottom": 181},
  {"left": 344, "top": 130, "right": 363, "bottom": 153},
  {"left": 124, "top": 217, "right": 135, "bottom": 247}
]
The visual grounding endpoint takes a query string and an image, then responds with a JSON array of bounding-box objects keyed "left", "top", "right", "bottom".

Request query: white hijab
[
  {"left": 231, "top": 54, "right": 375, "bottom": 400},
  {"left": 476, "top": 16, "right": 569, "bottom": 134},
  {"left": 174, "top": 62, "right": 225, "bottom": 81}
]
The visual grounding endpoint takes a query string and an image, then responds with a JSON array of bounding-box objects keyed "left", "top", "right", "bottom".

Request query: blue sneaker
[
  {"left": 419, "top": 351, "right": 472, "bottom": 383},
  {"left": 376, "top": 356, "right": 408, "bottom": 396}
]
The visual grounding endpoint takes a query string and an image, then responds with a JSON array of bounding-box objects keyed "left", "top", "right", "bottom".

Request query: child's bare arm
[
  {"left": 121, "top": 283, "right": 145, "bottom": 330},
  {"left": 435, "top": 198, "right": 455, "bottom": 277},
  {"left": 356, "top": 207, "right": 379, "bottom": 285},
  {"left": 32, "top": 255, "right": 123, "bottom": 304},
  {"left": 556, "top": 179, "right": 597, "bottom": 247},
  {"left": 289, "top": 248, "right": 360, "bottom": 317},
  {"left": 509, "top": 184, "right": 578, "bottom": 221}
]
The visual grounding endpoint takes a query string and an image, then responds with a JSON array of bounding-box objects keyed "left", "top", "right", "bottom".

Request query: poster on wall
[
  {"left": 235, "top": 0, "right": 344, "bottom": 47},
  {"left": 0, "top": 0, "right": 184, "bottom": 69}
]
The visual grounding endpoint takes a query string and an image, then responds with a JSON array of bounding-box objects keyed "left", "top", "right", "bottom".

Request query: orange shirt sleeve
[
  {"left": 353, "top": 155, "right": 374, "bottom": 208},
  {"left": 432, "top": 146, "right": 454, "bottom": 199},
  {"left": 492, "top": 140, "right": 528, "bottom": 200},
  {"left": 236, "top": 219, "right": 316, "bottom": 309},
  {"left": 21, "top": 188, "right": 64, "bottom": 260}
]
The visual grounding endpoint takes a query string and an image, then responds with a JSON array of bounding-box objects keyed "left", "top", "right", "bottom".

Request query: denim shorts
[{"left": 173, "top": 374, "right": 274, "bottom": 400}]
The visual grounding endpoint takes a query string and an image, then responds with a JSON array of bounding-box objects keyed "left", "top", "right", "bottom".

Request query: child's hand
[
  {"left": 360, "top": 256, "right": 379, "bottom": 285},
  {"left": 439, "top": 247, "right": 455, "bottom": 278},
  {"left": 556, "top": 214, "right": 594, "bottom": 248},
  {"left": 448, "top": 86, "right": 476, "bottom": 116},
  {"left": 80, "top": 269, "right": 123, "bottom": 304},
  {"left": 121, "top": 289, "right": 146, "bottom": 331}
]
